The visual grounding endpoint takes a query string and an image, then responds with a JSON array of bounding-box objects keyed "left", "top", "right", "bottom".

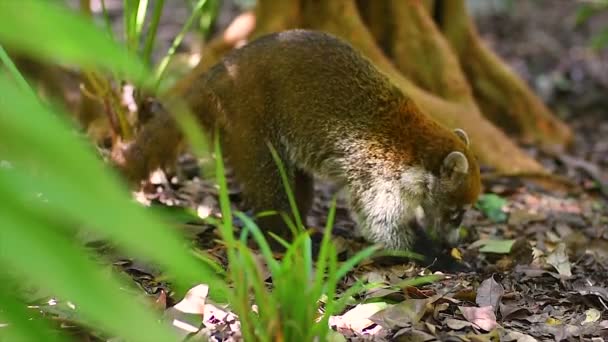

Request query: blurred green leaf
[
  {"left": 0, "top": 284, "right": 67, "bottom": 342},
  {"left": 143, "top": 0, "right": 165, "bottom": 64},
  {"left": 576, "top": 1, "right": 608, "bottom": 25},
  {"left": 155, "top": 0, "right": 209, "bottom": 89},
  {"left": 574, "top": 1, "right": 608, "bottom": 50},
  {"left": 0, "top": 74, "right": 226, "bottom": 300},
  {"left": 478, "top": 239, "right": 515, "bottom": 254},
  {"left": 395, "top": 275, "right": 444, "bottom": 288},
  {"left": 147, "top": 204, "right": 202, "bottom": 224},
  {"left": 576, "top": 4, "right": 598, "bottom": 26},
  {"left": 476, "top": 194, "right": 508, "bottom": 223},
  {"left": 268, "top": 142, "right": 304, "bottom": 232},
  {"left": 591, "top": 27, "right": 608, "bottom": 50},
  {"left": 136, "top": 0, "right": 149, "bottom": 41},
  {"left": 0, "top": 0, "right": 149, "bottom": 84},
  {"left": 124, "top": 0, "right": 139, "bottom": 51},
  {"left": 0, "top": 200, "right": 180, "bottom": 342},
  {"left": 198, "top": 0, "right": 220, "bottom": 39},
  {"left": 0, "top": 45, "right": 33, "bottom": 95},
  {"left": 123, "top": 0, "right": 149, "bottom": 53}
]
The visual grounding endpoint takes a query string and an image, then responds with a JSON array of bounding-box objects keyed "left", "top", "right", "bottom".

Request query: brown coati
[{"left": 115, "top": 29, "right": 481, "bottom": 251}]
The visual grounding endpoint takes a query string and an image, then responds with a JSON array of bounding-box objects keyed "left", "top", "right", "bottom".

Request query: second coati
[{"left": 118, "top": 29, "right": 482, "bottom": 250}]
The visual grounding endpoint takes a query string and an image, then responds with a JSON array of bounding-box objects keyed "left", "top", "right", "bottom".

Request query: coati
[{"left": 119, "top": 29, "right": 481, "bottom": 250}]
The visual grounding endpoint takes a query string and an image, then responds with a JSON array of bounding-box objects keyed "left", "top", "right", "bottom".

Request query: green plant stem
[
  {"left": 135, "top": 0, "right": 149, "bottom": 40},
  {"left": 142, "top": 0, "right": 165, "bottom": 65},
  {"left": 124, "top": 0, "right": 140, "bottom": 52},
  {"left": 100, "top": 0, "right": 114, "bottom": 38},
  {"left": 267, "top": 143, "right": 304, "bottom": 231},
  {"left": 0, "top": 45, "right": 34, "bottom": 96},
  {"left": 83, "top": 71, "right": 132, "bottom": 140},
  {"left": 154, "top": 0, "right": 208, "bottom": 89}
]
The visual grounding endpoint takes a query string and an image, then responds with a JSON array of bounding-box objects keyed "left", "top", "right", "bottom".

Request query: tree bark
[{"left": 438, "top": 0, "right": 572, "bottom": 146}]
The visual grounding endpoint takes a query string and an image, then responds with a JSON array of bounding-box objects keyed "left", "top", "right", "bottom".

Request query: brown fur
[{"left": 121, "top": 30, "right": 481, "bottom": 249}]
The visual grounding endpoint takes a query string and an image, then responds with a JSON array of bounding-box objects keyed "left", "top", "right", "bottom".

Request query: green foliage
[
  {"left": 0, "top": 70, "right": 227, "bottom": 341},
  {"left": 0, "top": 0, "right": 149, "bottom": 85},
  {"left": 123, "top": 0, "right": 144, "bottom": 52},
  {"left": 142, "top": 0, "right": 166, "bottom": 65},
  {"left": 0, "top": 284, "right": 66, "bottom": 342},
  {"left": 478, "top": 239, "right": 515, "bottom": 254},
  {"left": 590, "top": 28, "right": 608, "bottom": 50},
  {"left": 0, "top": 1, "right": 374, "bottom": 340},
  {"left": 575, "top": 0, "right": 608, "bottom": 25},
  {"left": 193, "top": 0, "right": 221, "bottom": 39},
  {"left": 575, "top": 0, "right": 608, "bottom": 50},
  {"left": 0, "top": 1, "right": 224, "bottom": 340},
  {"left": 155, "top": 0, "right": 213, "bottom": 90},
  {"left": 476, "top": 194, "right": 508, "bottom": 223},
  {"left": 213, "top": 137, "right": 378, "bottom": 341},
  {"left": 0, "top": 45, "right": 33, "bottom": 94}
]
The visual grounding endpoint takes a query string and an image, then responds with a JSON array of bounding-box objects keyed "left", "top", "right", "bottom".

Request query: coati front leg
[{"left": 221, "top": 131, "right": 314, "bottom": 241}]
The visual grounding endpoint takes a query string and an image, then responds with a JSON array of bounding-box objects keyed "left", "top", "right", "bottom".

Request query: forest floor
[{"left": 54, "top": 1, "right": 608, "bottom": 341}]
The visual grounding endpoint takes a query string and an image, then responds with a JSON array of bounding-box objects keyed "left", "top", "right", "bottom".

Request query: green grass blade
[
  {"left": 162, "top": 100, "right": 210, "bottom": 164},
  {"left": 123, "top": 0, "right": 140, "bottom": 52},
  {"left": 0, "top": 45, "right": 33, "bottom": 95},
  {"left": 0, "top": 0, "right": 149, "bottom": 85},
  {"left": 0, "top": 284, "right": 67, "bottom": 342},
  {"left": 331, "top": 281, "right": 379, "bottom": 314},
  {"left": 234, "top": 244, "right": 275, "bottom": 341},
  {"left": 302, "top": 233, "right": 313, "bottom": 284},
  {"left": 312, "top": 242, "right": 339, "bottom": 338},
  {"left": 335, "top": 245, "right": 379, "bottom": 281},
  {"left": 142, "top": 0, "right": 165, "bottom": 65},
  {"left": 155, "top": 0, "right": 209, "bottom": 89},
  {"left": 212, "top": 131, "right": 235, "bottom": 246},
  {"left": 0, "top": 75, "right": 227, "bottom": 300},
  {"left": 267, "top": 231, "right": 291, "bottom": 250},
  {"left": 279, "top": 212, "right": 299, "bottom": 237},
  {"left": 136, "top": 0, "right": 149, "bottom": 40},
  {"left": 394, "top": 274, "right": 444, "bottom": 288},
  {"left": 198, "top": 0, "right": 220, "bottom": 39},
  {"left": 267, "top": 143, "right": 304, "bottom": 230},
  {"left": 100, "top": 0, "right": 114, "bottom": 37},
  {"left": 235, "top": 212, "right": 281, "bottom": 274},
  {"left": 280, "top": 233, "right": 311, "bottom": 269},
  {"left": 0, "top": 205, "right": 178, "bottom": 342},
  {"left": 311, "top": 197, "right": 338, "bottom": 310},
  {"left": 316, "top": 197, "right": 338, "bottom": 274}
]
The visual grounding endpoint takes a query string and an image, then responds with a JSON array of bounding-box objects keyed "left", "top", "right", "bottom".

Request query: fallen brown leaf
[{"left": 459, "top": 306, "right": 498, "bottom": 332}]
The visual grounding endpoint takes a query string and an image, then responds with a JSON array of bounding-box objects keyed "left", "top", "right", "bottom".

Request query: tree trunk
[{"left": 438, "top": 0, "right": 572, "bottom": 146}]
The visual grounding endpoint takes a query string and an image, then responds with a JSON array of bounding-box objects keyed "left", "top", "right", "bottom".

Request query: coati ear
[
  {"left": 453, "top": 129, "right": 470, "bottom": 148},
  {"left": 441, "top": 151, "right": 469, "bottom": 184}
]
